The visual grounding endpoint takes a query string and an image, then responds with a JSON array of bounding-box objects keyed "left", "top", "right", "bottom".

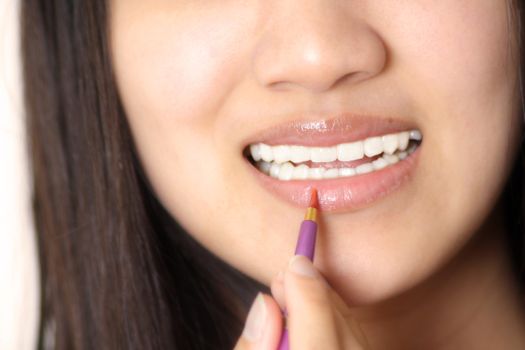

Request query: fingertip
[
  {"left": 259, "top": 294, "right": 284, "bottom": 350},
  {"left": 283, "top": 256, "right": 331, "bottom": 316},
  {"left": 236, "top": 293, "right": 284, "bottom": 350},
  {"left": 287, "top": 255, "right": 321, "bottom": 279},
  {"left": 241, "top": 293, "right": 268, "bottom": 343},
  {"left": 270, "top": 271, "right": 286, "bottom": 310}
]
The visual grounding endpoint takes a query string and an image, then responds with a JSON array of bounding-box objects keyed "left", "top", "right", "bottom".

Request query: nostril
[
  {"left": 256, "top": 62, "right": 376, "bottom": 94},
  {"left": 251, "top": 10, "right": 387, "bottom": 94}
]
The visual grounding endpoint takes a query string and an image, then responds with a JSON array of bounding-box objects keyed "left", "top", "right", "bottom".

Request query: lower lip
[{"left": 246, "top": 146, "right": 421, "bottom": 212}]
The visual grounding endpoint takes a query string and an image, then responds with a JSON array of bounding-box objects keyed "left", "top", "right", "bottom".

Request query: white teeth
[
  {"left": 250, "top": 128, "right": 421, "bottom": 180},
  {"left": 250, "top": 144, "right": 262, "bottom": 161},
  {"left": 339, "top": 167, "right": 356, "bottom": 177},
  {"left": 256, "top": 144, "right": 418, "bottom": 181},
  {"left": 308, "top": 167, "right": 325, "bottom": 179},
  {"left": 269, "top": 162, "right": 281, "bottom": 178},
  {"left": 355, "top": 163, "right": 374, "bottom": 174},
  {"left": 372, "top": 157, "right": 388, "bottom": 170},
  {"left": 364, "top": 136, "right": 383, "bottom": 157},
  {"left": 398, "top": 131, "right": 409, "bottom": 151},
  {"left": 337, "top": 141, "right": 364, "bottom": 162},
  {"left": 409, "top": 129, "right": 422, "bottom": 141},
  {"left": 290, "top": 145, "right": 310, "bottom": 163},
  {"left": 260, "top": 143, "right": 273, "bottom": 162},
  {"left": 273, "top": 145, "right": 291, "bottom": 164},
  {"left": 382, "top": 153, "right": 399, "bottom": 165},
  {"left": 292, "top": 164, "right": 309, "bottom": 180},
  {"left": 249, "top": 129, "right": 421, "bottom": 164},
  {"left": 323, "top": 168, "right": 339, "bottom": 179},
  {"left": 278, "top": 162, "right": 294, "bottom": 180},
  {"left": 311, "top": 146, "right": 338, "bottom": 163},
  {"left": 382, "top": 134, "right": 399, "bottom": 155}
]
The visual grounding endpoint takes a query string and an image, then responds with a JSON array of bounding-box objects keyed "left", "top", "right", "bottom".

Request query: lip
[
  {"left": 242, "top": 114, "right": 419, "bottom": 147},
  {"left": 242, "top": 114, "right": 422, "bottom": 212},
  {"left": 246, "top": 147, "right": 421, "bottom": 212}
]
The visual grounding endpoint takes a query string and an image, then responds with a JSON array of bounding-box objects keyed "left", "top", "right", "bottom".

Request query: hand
[{"left": 234, "top": 255, "right": 369, "bottom": 349}]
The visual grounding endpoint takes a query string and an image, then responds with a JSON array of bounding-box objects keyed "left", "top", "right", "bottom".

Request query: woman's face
[{"left": 110, "top": 1, "right": 521, "bottom": 304}]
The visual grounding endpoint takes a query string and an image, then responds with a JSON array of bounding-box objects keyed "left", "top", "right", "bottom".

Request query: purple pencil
[{"left": 277, "top": 189, "right": 319, "bottom": 350}]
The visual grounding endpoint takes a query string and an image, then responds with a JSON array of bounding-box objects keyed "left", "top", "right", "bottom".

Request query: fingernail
[
  {"left": 288, "top": 255, "right": 319, "bottom": 278},
  {"left": 242, "top": 292, "right": 267, "bottom": 342}
]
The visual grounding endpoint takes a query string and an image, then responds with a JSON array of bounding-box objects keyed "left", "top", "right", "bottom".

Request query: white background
[{"left": 0, "top": 0, "right": 40, "bottom": 348}]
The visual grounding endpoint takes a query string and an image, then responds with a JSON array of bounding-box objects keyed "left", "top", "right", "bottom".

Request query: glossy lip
[
  {"left": 242, "top": 114, "right": 419, "bottom": 147},
  {"left": 246, "top": 146, "right": 421, "bottom": 212},
  {"left": 242, "top": 114, "right": 422, "bottom": 212}
]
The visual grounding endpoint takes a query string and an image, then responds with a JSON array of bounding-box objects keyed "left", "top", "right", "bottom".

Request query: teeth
[
  {"left": 273, "top": 145, "right": 291, "bottom": 164},
  {"left": 258, "top": 160, "right": 272, "bottom": 174},
  {"left": 249, "top": 129, "right": 421, "bottom": 164},
  {"left": 292, "top": 164, "right": 309, "bottom": 180},
  {"left": 398, "top": 131, "right": 409, "bottom": 151},
  {"left": 311, "top": 146, "right": 338, "bottom": 163},
  {"left": 382, "top": 134, "right": 398, "bottom": 155},
  {"left": 256, "top": 145, "right": 418, "bottom": 181},
  {"left": 308, "top": 167, "right": 325, "bottom": 179},
  {"left": 383, "top": 153, "right": 399, "bottom": 165},
  {"left": 406, "top": 142, "right": 418, "bottom": 154},
  {"left": 409, "top": 129, "right": 422, "bottom": 141},
  {"left": 355, "top": 163, "right": 374, "bottom": 174},
  {"left": 269, "top": 162, "right": 281, "bottom": 178},
  {"left": 260, "top": 143, "right": 273, "bottom": 162},
  {"left": 337, "top": 141, "right": 364, "bottom": 162},
  {"left": 364, "top": 136, "right": 383, "bottom": 157},
  {"left": 339, "top": 167, "right": 356, "bottom": 177},
  {"left": 372, "top": 157, "right": 388, "bottom": 170},
  {"left": 323, "top": 168, "right": 339, "bottom": 179},
  {"left": 250, "top": 144, "right": 262, "bottom": 161},
  {"left": 278, "top": 162, "right": 294, "bottom": 180},
  {"left": 290, "top": 145, "right": 310, "bottom": 163}
]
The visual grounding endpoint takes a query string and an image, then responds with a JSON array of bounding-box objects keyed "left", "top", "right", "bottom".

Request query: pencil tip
[{"left": 309, "top": 188, "right": 318, "bottom": 209}]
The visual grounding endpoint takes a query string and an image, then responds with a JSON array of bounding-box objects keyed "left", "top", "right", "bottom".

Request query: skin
[{"left": 110, "top": 0, "right": 525, "bottom": 348}]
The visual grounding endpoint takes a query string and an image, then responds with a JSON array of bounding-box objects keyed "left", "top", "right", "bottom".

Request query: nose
[{"left": 252, "top": 1, "right": 387, "bottom": 93}]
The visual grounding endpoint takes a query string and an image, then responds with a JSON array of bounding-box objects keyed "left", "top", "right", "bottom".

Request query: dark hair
[
  {"left": 22, "top": 2, "right": 266, "bottom": 349},
  {"left": 21, "top": 1, "right": 525, "bottom": 349}
]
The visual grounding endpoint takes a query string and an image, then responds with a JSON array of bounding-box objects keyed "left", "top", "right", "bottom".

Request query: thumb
[
  {"left": 283, "top": 255, "right": 368, "bottom": 349},
  {"left": 234, "top": 293, "right": 284, "bottom": 350}
]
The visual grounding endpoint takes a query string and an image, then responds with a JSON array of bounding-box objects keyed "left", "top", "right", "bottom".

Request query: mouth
[{"left": 242, "top": 115, "right": 423, "bottom": 212}]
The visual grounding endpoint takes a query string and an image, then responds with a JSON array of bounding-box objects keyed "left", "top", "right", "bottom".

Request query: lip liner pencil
[{"left": 277, "top": 189, "right": 319, "bottom": 350}]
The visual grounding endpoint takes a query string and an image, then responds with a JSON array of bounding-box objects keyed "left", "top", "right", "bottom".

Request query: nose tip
[{"left": 252, "top": 5, "right": 387, "bottom": 93}]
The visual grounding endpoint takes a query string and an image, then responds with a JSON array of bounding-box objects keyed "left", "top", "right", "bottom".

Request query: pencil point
[{"left": 309, "top": 188, "right": 318, "bottom": 209}]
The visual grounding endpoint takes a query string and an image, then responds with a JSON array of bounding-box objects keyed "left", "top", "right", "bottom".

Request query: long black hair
[
  {"left": 22, "top": 2, "right": 265, "bottom": 349},
  {"left": 21, "top": 1, "right": 525, "bottom": 349}
]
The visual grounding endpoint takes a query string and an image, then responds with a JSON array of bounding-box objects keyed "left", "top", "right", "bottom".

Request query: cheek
[
  {"left": 386, "top": 1, "right": 517, "bottom": 113},
  {"left": 387, "top": 0, "right": 521, "bottom": 218},
  {"left": 110, "top": 3, "right": 261, "bottom": 245},
  {"left": 110, "top": 3, "right": 258, "bottom": 126},
  {"left": 322, "top": 1, "right": 522, "bottom": 302}
]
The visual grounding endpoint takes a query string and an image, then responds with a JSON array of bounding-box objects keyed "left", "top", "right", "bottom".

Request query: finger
[
  {"left": 234, "top": 293, "right": 284, "bottom": 350},
  {"left": 283, "top": 255, "right": 346, "bottom": 350},
  {"left": 287, "top": 272, "right": 367, "bottom": 347},
  {"left": 270, "top": 270, "right": 286, "bottom": 310},
  {"left": 275, "top": 266, "right": 350, "bottom": 318}
]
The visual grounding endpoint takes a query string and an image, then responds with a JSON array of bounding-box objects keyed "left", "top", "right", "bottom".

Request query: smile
[
  {"left": 248, "top": 130, "right": 422, "bottom": 181},
  {"left": 242, "top": 115, "right": 423, "bottom": 211}
]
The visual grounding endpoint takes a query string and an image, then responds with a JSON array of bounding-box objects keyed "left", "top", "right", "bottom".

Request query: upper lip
[{"left": 242, "top": 113, "right": 419, "bottom": 148}]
